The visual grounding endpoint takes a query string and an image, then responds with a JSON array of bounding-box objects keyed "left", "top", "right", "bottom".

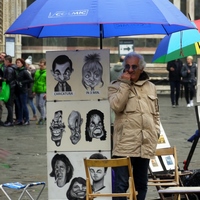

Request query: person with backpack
[
  {"left": 32, "top": 58, "right": 46, "bottom": 125},
  {"left": 1, "top": 55, "right": 17, "bottom": 127}
]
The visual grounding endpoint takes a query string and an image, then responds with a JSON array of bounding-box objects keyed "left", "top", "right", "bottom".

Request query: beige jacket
[{"left": 108, "top": 72, "right": 160, "bottom": 159}]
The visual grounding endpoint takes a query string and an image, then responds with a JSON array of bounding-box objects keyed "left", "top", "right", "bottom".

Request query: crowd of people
[{"left": 0, "top": 52, "right": 46, "bottom": 127}]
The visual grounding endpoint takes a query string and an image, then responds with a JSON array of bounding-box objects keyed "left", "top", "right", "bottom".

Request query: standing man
[
  {"left": 0, "top": 52, "right": 6, "bottom": 125},
  {"left": 32, "top": 58, "right": 46, "bottom": 125},
  {"left": 2, "top": 55, "right": 16, "bottom": 127},
  {"left": 108, "top": 52, "right": 160, "bottom": 200},
  {"left": 166, "top": 59, "right": 183, "bottom": 107}
]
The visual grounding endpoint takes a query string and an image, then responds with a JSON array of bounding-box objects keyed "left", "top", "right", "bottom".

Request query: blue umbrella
[
  {"left": 5, "top": 0, "right": 195, "bottom": 48},
  {"left": 152, "top": 29, "right": 200, "bottom": 63}
]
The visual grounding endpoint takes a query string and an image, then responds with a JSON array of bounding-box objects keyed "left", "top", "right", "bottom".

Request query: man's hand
[
  {"left": 121, "top": 71, "right": 131, "bottom": 80},
  {"left": 170, "top": 67, "right": 174, "bottom": 71},
  {"left": 188, "top": 70, "right": 191, "bottom": 73}
]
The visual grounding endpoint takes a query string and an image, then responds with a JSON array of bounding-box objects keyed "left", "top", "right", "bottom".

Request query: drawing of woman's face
[
  {"left": 70, "top": 181, "right": 86, "bottom": 199},
  {"left": 54, "top": 160, "right": 67, "bottom": 187},
  {"left": 88, "top": 114, "right": 104, "bottom": 139},
  {"left": 83, "top": 69, "right": 101, "bottom": 89},
  {"left": 89, "top": 167, "right": 105, "bottom": 182}
]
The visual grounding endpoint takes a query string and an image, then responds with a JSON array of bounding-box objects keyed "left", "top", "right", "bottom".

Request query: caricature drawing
[
  {"left": 82, "top": 53, "right": 104, "bottom": 91},
  {"left": 49, "top": 110, "right": 65, "bottom": 146},
  {"left": 85, "top": 109, "right": 107, "bottom": 142},
  {"left": 89, "top": 153, "right": 108, "bottom": 193},
  {"left": 51, "top": 55, "right": 74, "bottom": 92},
  {"left": 68, "top": 111, "right": 83, "bottom": 145},
  {"left": 49, "top": 154, "right": 74, "bottom": 188},
  {"left": 66, "top": 177, "right": 86, "bottom": 200}
]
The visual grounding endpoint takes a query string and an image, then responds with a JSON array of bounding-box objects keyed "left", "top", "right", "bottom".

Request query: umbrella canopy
[
  {"left": 194, "top": 19, "right": 200, "bottom": 32},
  {"left": 5, "top": 0, "right": 195, "bottom": 39},
  {"left": 152, "top": 29, "right": 200, "bottom": 63}
]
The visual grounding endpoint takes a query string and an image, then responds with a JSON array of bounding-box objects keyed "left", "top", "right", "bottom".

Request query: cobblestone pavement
[{"left": 0, "top": 95, "right": 199, "bottom": 199}]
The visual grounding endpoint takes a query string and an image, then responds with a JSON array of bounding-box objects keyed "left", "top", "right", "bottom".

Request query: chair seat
[
  {"left": 2, "top": 182, "right": 26, "bottom": 190},
  {"left": 158, "top": 186, "right": 200, "bottom": 194}
]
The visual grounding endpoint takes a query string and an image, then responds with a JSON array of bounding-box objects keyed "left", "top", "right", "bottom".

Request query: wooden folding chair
[
  {"left": 83, "top": 156, "right": 137, "bottom": 200},
  {"left": 148, "top": 147, "right": 180, "bottom": 200}
]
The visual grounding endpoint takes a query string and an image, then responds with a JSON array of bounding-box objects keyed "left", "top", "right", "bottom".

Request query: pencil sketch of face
[
  {"left": 85, "top": 109, "right": 107, "bottom": 142},
  {"left": 66, "top": 177, "right": 86, "bottom": 200},
  {"left": 51, "top": 55, "right": 73, "bottom": 83},
  {"left": 49, "top": 110, "right": 65, "bottom": 146},
  {"left": 50, "top": 154, "right": 74, "bottom": 188},
  {"left": 82, "top": 53, "right": 104, "bottom": 91},
  {"left": 89, "top": 153, "right": 107, "bottom": 193},
  {"left": 68, "top": 111, "right": 83, "bottom": 145}
]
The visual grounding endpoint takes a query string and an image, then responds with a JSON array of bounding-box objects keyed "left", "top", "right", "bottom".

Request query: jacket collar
[{"left": 134, "top": 71, "right": 149, "bottom": 86}]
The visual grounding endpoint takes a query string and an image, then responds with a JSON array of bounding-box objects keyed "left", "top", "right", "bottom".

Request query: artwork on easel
[
  {"left": 162, "top": 155, "right": 175, "bottom": 170},
  {"left": 47, "top": 151, "right": 112, "bottom": 200},
  {"left": 46, "top": 49, "right": 110, "bottom": 101}
]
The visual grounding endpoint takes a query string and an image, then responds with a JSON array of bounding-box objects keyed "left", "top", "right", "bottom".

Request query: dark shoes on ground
[{"left": 4, "top": 122, "right": 14, "bottom": 127}]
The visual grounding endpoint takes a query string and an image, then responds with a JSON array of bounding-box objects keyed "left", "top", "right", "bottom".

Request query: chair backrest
[
  {"left": 83, "top": 156, "right": 137, "bottom": 200},
  {"left": 149, "top": 146, "right": 179, "bottom": 186}
]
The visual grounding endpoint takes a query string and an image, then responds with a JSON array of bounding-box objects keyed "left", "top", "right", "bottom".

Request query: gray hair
[{"left": 122, "top": 52, "right": 146, "bottom": 70}]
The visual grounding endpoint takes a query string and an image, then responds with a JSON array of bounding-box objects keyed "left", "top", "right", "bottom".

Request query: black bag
[{"left": 181, "top": 169, "right": 200, "bottom": 200}]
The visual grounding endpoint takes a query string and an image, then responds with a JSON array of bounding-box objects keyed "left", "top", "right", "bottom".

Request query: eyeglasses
[{"left": 124, "top": 64, "right": 139, "bottom": 71}]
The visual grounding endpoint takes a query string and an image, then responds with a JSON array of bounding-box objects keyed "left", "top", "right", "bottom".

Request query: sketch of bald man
[{"left": 68, "top": 111, "right": 83, "bottom": 145}]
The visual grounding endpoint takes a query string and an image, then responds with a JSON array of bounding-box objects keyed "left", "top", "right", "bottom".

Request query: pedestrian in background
[
  {"left": 32, "top": 58, "right": 46, "bottom": 125},
  {"left": 181, "top": 56, "right": 197, "bottom": 107},
  {"left": 166, "top": 59, "right": 183, "bottom": 107},
  {"left": 108, "top": 52, "right": 160, "bottom": 200},
  {"left": 0, "top": 52, "right": 6, "bottom": 125},
  {"left": 15, "top": 58, "right": 33, "bottom": 125},
  {"left": 25, "top": 57, "right": 37, "bottom": 121},
  {"left": 2, "top": 55, "right": 16, "bottom": 127}
]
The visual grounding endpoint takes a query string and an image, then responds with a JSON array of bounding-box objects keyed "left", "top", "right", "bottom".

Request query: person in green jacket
[{"left": 32, "top": 58, "right": 46, "bottom": 125}]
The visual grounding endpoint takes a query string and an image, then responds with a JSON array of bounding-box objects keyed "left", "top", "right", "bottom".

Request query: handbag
[{"left": 0, "top": 81, "right": 10, "bottom": 102}]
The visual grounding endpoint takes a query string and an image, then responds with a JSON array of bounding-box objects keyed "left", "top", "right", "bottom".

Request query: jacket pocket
[
  {"left": 147, "top": 95, "right": 159, "bottom": 114},
  {"left": 125, "top": 93, "right": 137, "bottom": 112}
]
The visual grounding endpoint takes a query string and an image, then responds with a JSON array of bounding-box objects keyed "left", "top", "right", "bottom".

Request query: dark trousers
[
  {"left": 15, "top": 93, "right": 29, "bottom": 122},
  {"left": 113, "top": 156, "right": 150, "bottom": 200},
  {"left": 183, "top": 82, "right": 195, "bottom": 104},
  {"left": 5, "top": 89, "right": 15, "bottom": 123},
  {"left": 169, "top": 81, "right": 180, "bottom": 105}
]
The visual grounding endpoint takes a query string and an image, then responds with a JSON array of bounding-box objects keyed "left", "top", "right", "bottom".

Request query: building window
[
  {"left": 181, "top": 0, "right": 186, "bottom": 16},
  {"left": 195, "top": 0, "right": 200, "bottom": 19}
]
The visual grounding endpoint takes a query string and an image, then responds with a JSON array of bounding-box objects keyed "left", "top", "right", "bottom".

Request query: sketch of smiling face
[
  {"left": 88, "top": 114, "right": 103, "bottom": 139},
  {"left": 55, "top": 160, "right": 67, "bottom": 187},
  {"left": 70, "top": 181, "right": 86, "bottom": 199},
  {"left": 53, "top": 62, "right": 72, "bottom": 83},
  {"left": 83, "top": 70, "right": 101, "bottom": 90},
  {"left": 50, "top": 111, "right": 65, "bottom": 146}
]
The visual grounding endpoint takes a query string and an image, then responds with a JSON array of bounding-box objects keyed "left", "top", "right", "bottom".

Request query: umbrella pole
[{"left": 100, "top": 24, "right": 103, "bottom": 49}]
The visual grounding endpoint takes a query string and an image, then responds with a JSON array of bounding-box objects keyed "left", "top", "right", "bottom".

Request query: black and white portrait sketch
[
  {"left": 66, "top": 177, "right": 86, "bottom": 200},
  {"left": 49, "top": 110, "right": 65, "bottom": 147},
  {"left": 89, "top": 153, "right": 108, "bottom": 193},
  {"left": 82, "top": 53, "right": 104, "bottom": 91},
  {"left": 68, "top": 111, "right": 83, "bottom": 145},
  {"left": 49, "top": 154, "right": 74, "bottom": 188},
  {"left": 85, "top": 109, "right": 107, "bottom": 142},
  {"left": 51, "top": 55, "right": 74, "bottom": 92}
]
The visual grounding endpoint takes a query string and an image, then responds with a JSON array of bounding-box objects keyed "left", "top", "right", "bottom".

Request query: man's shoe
[
  {"left": 187, "top": 104, "right": 191, "bottom": 108},
  {"left": 4, "top": 122, "right": 14, "bottom": 127},
  {"left": 16, "top": 121, "right": 23, "bottom": 125},
  {"left": 23, "top": 121, "right": 30, "bottom": 125},
  {"left": 0, "top": 120, "right": 4, "bottom": 126}
]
